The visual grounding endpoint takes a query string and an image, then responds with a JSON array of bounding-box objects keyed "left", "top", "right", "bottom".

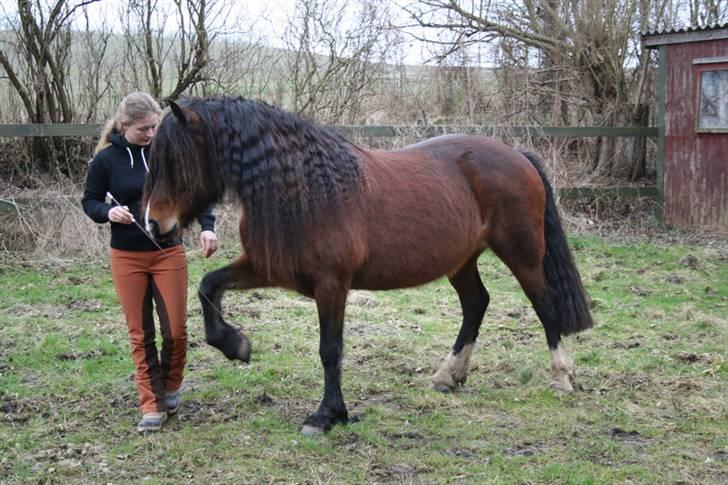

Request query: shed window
[{"left": 697, "top": 62, "right": 728, "bottom": 132}]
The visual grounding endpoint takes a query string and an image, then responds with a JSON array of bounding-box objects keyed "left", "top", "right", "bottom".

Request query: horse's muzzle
[{"left": 146, "top": 219, "right": 178, "bottom": 245}]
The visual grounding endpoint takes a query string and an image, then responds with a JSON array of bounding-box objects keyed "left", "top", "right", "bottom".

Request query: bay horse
[{"left": 142, "top": 96, "right": 594, "bottom": 435}]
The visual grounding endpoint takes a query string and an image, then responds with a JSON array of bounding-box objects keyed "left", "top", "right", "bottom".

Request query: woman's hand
[
  {"left": 200, "top": 230, "right": 218, "bottom": 258},
  {"left": 108, "top": 205, "right": 134, "bottom": 224}
]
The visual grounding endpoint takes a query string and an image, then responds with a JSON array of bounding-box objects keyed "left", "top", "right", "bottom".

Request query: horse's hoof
[
  {"left": 235, "top": 338, "right": 251, "bottom": 363},
  {"left": 432, "top": 381, "right": 455, "bottom": 392},
  {"left": 220, "top": 332, "right": 250, "bottom": 362},
  {"left": 549, "top": 376, "right": 574, "bottom": 394},
  {"left": 300, "top": 424, "right": 325, "bottom": 436},
  {"left": 301, "top": 411, "right": 347, "bottom": 434},
  {"left": 431, "top": 369, "right": 457, "bottom": 392}
]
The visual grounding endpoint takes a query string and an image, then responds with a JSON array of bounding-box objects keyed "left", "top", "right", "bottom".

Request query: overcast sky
[{"left": 0, "top": 0, "right": 445, "bottom": 65}]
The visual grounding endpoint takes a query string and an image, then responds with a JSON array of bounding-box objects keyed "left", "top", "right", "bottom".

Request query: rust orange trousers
[{"left": 110, "top": 246, "right": 188, "bottom": 414}]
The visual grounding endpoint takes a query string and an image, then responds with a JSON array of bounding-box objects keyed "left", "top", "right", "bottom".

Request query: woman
[{"left": 82, "top": 92, "right": 218, "bottom": 433}]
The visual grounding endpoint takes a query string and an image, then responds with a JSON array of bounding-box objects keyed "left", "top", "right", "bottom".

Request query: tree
[
  {"left": 0, "top": 0, "right": 102, "bottom": 176},
  {"left": 403, "top": 0, "right": 727, "bottom": 180},
  {"left": 283, "top": 0, "right": 401, "bottom": 123},
  {"left": 0, "top": 0, "right": 101, "bottom": 124},
  {"left": 119, "top": 0, "right": 226, "bottom": 103}
]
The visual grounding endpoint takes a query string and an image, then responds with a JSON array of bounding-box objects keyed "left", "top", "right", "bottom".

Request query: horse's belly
[
  {"left": 353, "top": 155, "right": 484, "bottom": 290},
  {"left": 352, "top": 221, "right": 483, "bottom": 290},
  {"left": 352, "top": 260, "right": 466, "bottom": 290}
]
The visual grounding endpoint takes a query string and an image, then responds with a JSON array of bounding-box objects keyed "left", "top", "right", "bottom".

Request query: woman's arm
[
  {"left": 81, "top": 159, "right": 112, "bottom": 223},
  {"left": 197, "top": 206, "right": 218, "bottom": 257}
]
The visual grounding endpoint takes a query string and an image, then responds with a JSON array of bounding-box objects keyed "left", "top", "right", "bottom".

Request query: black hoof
[
  {"left": 210, "top": 327, "right": 251, "bottom": 363},
  {"left": 300, "top": 411, "right": 348, "bottom": 435}
]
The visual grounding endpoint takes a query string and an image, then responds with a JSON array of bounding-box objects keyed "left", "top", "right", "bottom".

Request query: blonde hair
[{"left": 94, "top": 92, "right": 162, "bottom": 154}]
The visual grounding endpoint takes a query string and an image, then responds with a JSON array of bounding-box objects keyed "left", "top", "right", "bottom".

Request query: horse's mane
[{"left": 158, "top": 96, "right": 365, "bottom": 278}]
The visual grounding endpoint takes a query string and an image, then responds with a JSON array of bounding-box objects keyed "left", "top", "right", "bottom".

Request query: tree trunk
[{"left": 630, "top": 103, "right": 650, "bottom": 181}]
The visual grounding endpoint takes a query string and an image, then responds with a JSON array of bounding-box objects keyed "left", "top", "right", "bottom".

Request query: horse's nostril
[{"left": 146, "top": 219, "right": 159, "bottom": 237}]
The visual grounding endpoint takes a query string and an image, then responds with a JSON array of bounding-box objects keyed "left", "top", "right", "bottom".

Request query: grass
[{"left": 0, "top": 235, "right": 726, "bottom": 483}]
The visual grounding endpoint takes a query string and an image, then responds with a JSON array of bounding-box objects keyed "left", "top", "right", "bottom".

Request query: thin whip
[{"left": 107, "top": 192, "right": 226, "bottom": 320}]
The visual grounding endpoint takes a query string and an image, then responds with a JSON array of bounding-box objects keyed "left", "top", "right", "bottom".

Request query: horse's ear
[{"left": 168, "top": 100, "right": 188, "bottom": 126}]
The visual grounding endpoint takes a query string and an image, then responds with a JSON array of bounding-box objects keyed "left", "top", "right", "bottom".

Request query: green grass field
[{"left": 1, "top": 235, "right": 726, "bottom": 483}]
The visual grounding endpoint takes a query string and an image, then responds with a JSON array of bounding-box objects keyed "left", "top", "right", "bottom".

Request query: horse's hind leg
[
  {"left": 489, "top": 234, "right": 575, "bottom": 393},
  {"left": 199, "top": 254, "right": 265, "bottom": 362},
  {"left": 432, "top": 256, "right": 489, "bottom": 392}
]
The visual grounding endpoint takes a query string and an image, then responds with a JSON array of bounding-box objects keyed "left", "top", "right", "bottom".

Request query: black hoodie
[{"left": 81, "top": 133, "right": 215, "bottom": 251}]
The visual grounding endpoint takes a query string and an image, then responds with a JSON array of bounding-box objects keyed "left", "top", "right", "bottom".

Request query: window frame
[{"left": 694, "top": 57, "right": 728, "bottom": 133}]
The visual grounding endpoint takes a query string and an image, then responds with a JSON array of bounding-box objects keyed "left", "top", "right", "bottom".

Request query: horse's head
[{"left": 143, "top": 99, "right": 222, "bottom": 242}]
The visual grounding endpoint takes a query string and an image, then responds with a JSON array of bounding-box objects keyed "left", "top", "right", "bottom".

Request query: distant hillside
[{"left": 0, "top": 28, "right": 495, "bottom": 125}]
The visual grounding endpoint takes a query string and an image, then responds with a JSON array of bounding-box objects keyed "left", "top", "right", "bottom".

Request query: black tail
[{"left": 520, "top": 151, "right": 594, "bottom": 336}]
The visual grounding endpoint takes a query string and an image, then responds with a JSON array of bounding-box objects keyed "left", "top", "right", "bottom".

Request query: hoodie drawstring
[
  {"left": 126, "top": 146, "right": 149, "bottom": 173},
  {"left": 141, "top": 148, "right": 149, "bottom": 173}
]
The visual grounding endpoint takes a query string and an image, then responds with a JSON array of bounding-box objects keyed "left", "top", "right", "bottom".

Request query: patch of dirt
[
  {"left": 609, "top": 427, "right": 647, "bottom": 444},
  {"left": 353, "top": 389, "right": 401, "bottom": 410},
  {"left": 672, "top": 352, "right": 714, "bottom": 364},
  {"left": 109, "top": 394, "right": 137, "bottom": 410},
  {"left": 66, "top": 275, "right": 90, "bottom": 285},
  {"left": 7, "top": 302, "right": 69, "bottom": 319},
  {"left": 442, "top": 447, "right": 491, "bottom": 464},
  {"left": 348, "top": 291, "right": 380, "bottom": 309},
  {"left": 344, "top": 318, "right": 420, "bottom": 338},
  {"left": 254, "top": 391, "right": 275, "bottom": 405},
  {"left": 176, "top": 398, "right": 244, "bottom": 426},
  {"left": 597, "top": 373, "right": 653, "bottom": 392},
  {"left": 672, "top": 379, "right": 702, "bottom": 392},
  {"left": 712, "top": 450, "right": 728, "bottom": 462},
  {"left": 246, "top": 291, "right": 272, "bottom": 301},
  {"left": 2, "top": 394, "right": 60, "bottom": 424},
  {"left": 612, "top": 340, "right": 641, "bottom": 349},
  {"left": 368, "top": 462, "right": 417, "bottom": 482},
  {"left": 665, "top": 274, "right": 685, "bottom": 284},
  {"left": 679, "top": 254, "right": 701, "bottom": 269},
  {"left": 2, "top": 396, "right": 31, "bottom": 424},
  {"left": 28, "top": 441, "right": 109, "bottom": 476},
  {"left": 630, "top": 286, "right": 652, "bottom": 297},
  {"left": 1, "top": 396, "right": 17, "bottom": 414},
  {"left": 503, "top": 441, "right": 543, "bottom": 457},
  {"left": 55, "top": 349, "right": 107, "bottom": 361},
  {"left": 65, "top": 298, "right": 103, "bottom": 312},
  {"left": 224, "top": 302, "right": 261, "bottom": 319},
  {"left": 386, "top": 430, "right": 428, "bottom": 442}
]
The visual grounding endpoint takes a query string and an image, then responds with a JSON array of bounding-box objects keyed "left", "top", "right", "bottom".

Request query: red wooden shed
[{"left": 642, "top": 24, "right": 728, "bottom": 232}]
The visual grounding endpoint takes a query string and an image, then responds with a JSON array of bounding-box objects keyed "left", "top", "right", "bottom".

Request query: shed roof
[{"left": 641, "top": 23, "right": 728, "bottom": 48}]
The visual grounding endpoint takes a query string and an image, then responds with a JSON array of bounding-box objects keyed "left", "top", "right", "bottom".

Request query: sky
[{"left": 0, "top": 0, "right": 444, "bottom": 65}]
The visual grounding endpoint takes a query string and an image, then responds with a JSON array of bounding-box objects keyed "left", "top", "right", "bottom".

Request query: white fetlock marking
[
  {"left": 549, "top": 344, "right": 575, "bottom": 393},
  {"left": 431, "top": 343, "right": 475, "bottom": 390}
]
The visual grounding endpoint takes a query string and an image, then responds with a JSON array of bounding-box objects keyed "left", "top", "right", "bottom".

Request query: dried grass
[{"left": 0, "top": 188, "right": 247, "bottom": 259}]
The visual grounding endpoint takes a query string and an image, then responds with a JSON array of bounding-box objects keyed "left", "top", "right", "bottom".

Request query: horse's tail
[{"left": 520, "top": 150, "right": 594, "bottom": 336}]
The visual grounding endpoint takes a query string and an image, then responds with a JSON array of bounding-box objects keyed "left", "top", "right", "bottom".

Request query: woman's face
[{"left": 123, "top": 112, "right": 159, "bottom": 146}]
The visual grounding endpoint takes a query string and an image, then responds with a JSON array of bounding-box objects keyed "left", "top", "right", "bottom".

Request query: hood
[{"left": 109, "top": 133, "right": 149, "bottom": 171}]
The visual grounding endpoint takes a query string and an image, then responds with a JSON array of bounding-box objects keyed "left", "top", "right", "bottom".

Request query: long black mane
[{"left": 153, "top": 96, "right": 364, "bottom": 277}]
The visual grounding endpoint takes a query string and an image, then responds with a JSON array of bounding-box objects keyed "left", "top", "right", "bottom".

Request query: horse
[{"left": 142, "top": 96, "right": 594, "bottom": 435}]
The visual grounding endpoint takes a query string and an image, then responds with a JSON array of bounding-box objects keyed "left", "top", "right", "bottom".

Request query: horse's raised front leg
[
  {"left": 300, "top": 279, "right": 349, "bottom": 435},
  {"left": 199, "top": 254, "right": 265, "bottom": 362},
  {"left": 432, "top": 257, "right": 489, "bottom": 391}
]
